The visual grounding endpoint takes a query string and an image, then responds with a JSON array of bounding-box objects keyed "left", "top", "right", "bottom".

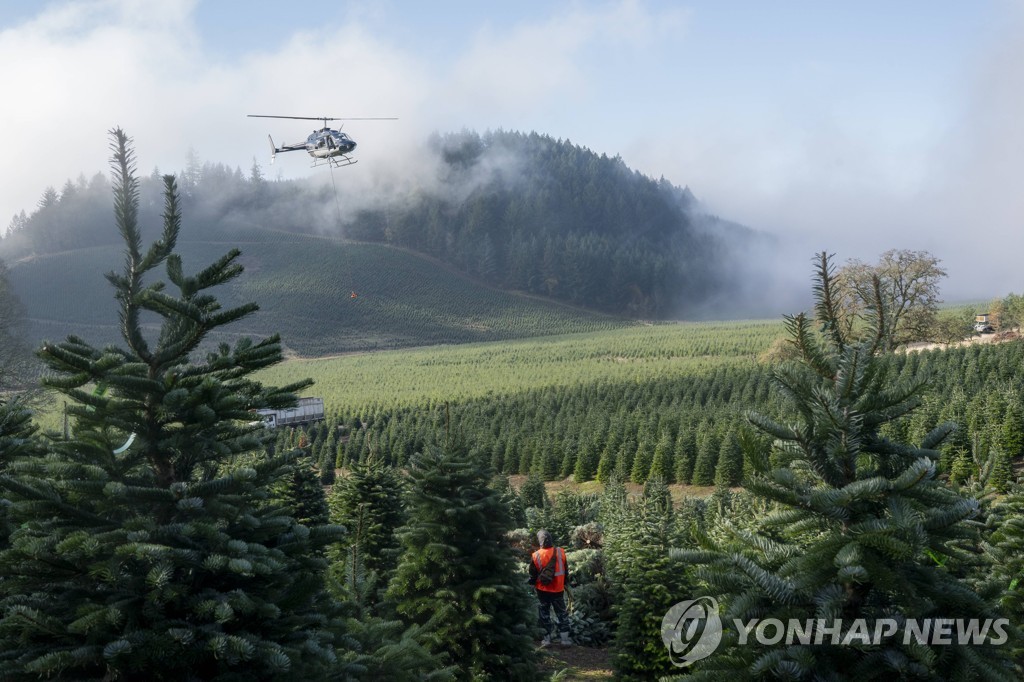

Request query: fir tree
[
  {"left": 987, "top": 447, "right": 1013, "bottom": 494},
  {"left": 538, "top": 439, "right": 562, "bottom": 480},
  {"left": 673, "top": 253, "right": 1016, "bottom": 680},
  {"left": 276, "top": 452, "right": 330, "bottom": 527},
  {"left": 319, "top": 447, "right": 337, "bottom": 485},
  {"left": 690, "top": 428, "right": 719, "bottom": 486},
  {"left": 0, "top": 130, "right": 346, "bottom": 680},
  {"left": 558, "top": 437, "right": 576, "bottom": 479},
  {"left": 0, "top": 395, "right": 37, "bottom": 547},
  {"left": 629, "top": 437, "right": 654, "bottom": 484},
  {"left": 387, "top": 444, "right": 538, "bottom": 680},
  {"left": 604, "top": 478, "right": 691, "bottom": 680},
  {"left": 328, "top": 453, "right": 406, "bottom": 579},
  {"left": 1000, "top": 401, "right": 1024, "bottom": 461},
  {"left": 518, "top": 471, "right": 548, "bottom": 511},
  {"left": 614, "top": 435, "right": 637, "bottom": 482},
  {"left": 595, "top": 438, "right": 618, "bottom": 484},
  {"left": 573, "top": 437, "right": 600, "bottom": 483},
  {"left": 713, "top": 428, "right": 743, "bottom": 488},
  {"left": 674, "top": 429, "right": 696, "bottom": 484},
  {"left": 492, "top": 474, "right": 528, "bottom": 528},
  {"left": 981, "top": 487, "right": 1024, "bottom": 661},
  {"left": 332, "top": 563, "right": 452, "bottom": 681},
  {"left": 647, "top": 429, "right": 675, "bottom": 483}
]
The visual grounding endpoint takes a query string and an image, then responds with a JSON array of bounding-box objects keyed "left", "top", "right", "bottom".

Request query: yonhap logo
[{"left": 661, "top": 596, "right": 723, "bottom": 667}]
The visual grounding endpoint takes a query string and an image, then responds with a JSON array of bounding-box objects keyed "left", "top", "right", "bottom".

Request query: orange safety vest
[{"left": 532, "top": 546, "right": 567, "bottom": 592}]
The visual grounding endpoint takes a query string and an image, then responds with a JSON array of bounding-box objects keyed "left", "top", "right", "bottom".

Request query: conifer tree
[
  {"left": 673, "top": 253, "right": 1016, "bottom": 680},
  {"left": 518, "top": 471, "right": 548, "bottom": 510},
  {"left": 981, "top": 487, "right": 1024, "bottom": 661},
  {"left": 630, "top": 437, "right": 654, "bottom": 484},
  {"left": 647, "top": 430, "right": 675, "bottom": 483},
  {"left": 713, "top": 428, "right": 743, "bottom": 488},
  {"left": 604, "top": 478, "right": 690, "bottom": 680},
  {"left": 690, "top": 428, "right": 719, "bottom": 486},
  {"left": 0, "top": 130, "right": 345, "bottom": 680},
  {"left": 328, "top": 453, "right": 406, "bottom": 579},
  {"left": 573, "top": 437, "right": 600, "bottom": 483},
  {"left": 538, "top": 438, "right": 563, "bottom": 479},
  {"left": 595, "top": 437, "right": 618, "bottom": 484},
  {"left": 276, "top": 452, "right": 330, "bottom": 527},
  {"left": 333, "top": 563, "right": 451, "bottom": 681},
  {"left": 559, "top": 436, "right": 576, "bottom": 478},
  {"left": 614, "top": 435, "right": 637, "bottom": 482},
  {"left": 987, "top": 447, "right": 1013, "bottom": 494},
  {"left": 492, "top": 474, "right": 528, "bottom": 528},
  {"left": 387, "top": 444, "right": 538, "bottom": 680},
  {"left": 674, "top": 428, "right": 696, "bottom": 484},
  {"left": 319, "top": 447, "right": 337, "bottom": 485},
  {"left": 0, "top": 396, "right": 36, "bottom": 547},
  {"left": 1000, "top": 401, "right": 1024, "bottom": 461}
]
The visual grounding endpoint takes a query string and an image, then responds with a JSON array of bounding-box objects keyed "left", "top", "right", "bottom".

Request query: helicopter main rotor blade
[
  {"left": 248, "top": 114, "right": 398, "bottom": 121},
  {"left": 248, "top": 115, "right": 326, "bottom": 121}
]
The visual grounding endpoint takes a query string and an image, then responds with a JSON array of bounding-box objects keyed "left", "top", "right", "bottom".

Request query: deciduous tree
[{"left": 838, "top": 248, "right": 946, "bottom": 350}]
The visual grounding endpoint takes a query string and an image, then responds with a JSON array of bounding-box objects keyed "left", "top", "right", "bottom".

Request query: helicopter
[{"left": 247, "top": 114, "right": 397, "bottom": 168}]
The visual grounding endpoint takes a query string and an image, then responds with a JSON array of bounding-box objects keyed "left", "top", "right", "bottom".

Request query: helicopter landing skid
[{"left": 313, "top": 156, "right": 357, "bottom": 169}]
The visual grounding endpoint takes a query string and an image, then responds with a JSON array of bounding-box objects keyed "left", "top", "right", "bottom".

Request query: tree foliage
[
  {"left": 0, "top": 129, "right": 346, "bottom": 680},
  {"left": 837, "top": 248, "right": 946, "bottom": 350},
  {"left": 328, "top": 453, "right": 406, "bottom": 579},
  {"left": 0, "top": 259, "right": 33, "bottom": 391},
  {"left": 673, "top": 252, "right": 1016, "bottom": 680},
  {"left": 387, "top": 444, "right": 538, "bottom": 680},
  {"left": 603, "top": 479, "right": 691, "bottom": 680}
]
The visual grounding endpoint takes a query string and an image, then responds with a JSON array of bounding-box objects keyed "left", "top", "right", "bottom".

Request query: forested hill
[
  {"left": 347, "top": 130, "right": 768, "bottom": 318},
  {"left": 2, "top": 129, "right": 775, "bottom": 319}
]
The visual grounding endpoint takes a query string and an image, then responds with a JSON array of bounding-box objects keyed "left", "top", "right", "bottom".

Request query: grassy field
[{"left": 255, "top": 319, "right": 783, "bottom": 415}]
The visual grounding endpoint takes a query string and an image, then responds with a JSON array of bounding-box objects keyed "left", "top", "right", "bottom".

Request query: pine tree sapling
[{"left": 0, "top": 130, "right": 345, "bottom": 680}]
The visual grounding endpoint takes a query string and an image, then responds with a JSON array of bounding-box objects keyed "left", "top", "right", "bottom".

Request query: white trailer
[{"left": 255, "top": 397, "right": 325, "bottom": 429}]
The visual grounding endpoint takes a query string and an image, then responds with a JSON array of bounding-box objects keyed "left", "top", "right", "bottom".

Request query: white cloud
[
  {"left": 0, "top": 0, "right": 683, "bottom": 232},
  {"left": 444, "top": 0, "right": 687, "bottom": 126},
  {"left": 3, "top": 0, "right": 1018, "bottom": 304}
]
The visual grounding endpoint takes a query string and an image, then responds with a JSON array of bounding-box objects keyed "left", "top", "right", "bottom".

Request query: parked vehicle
[{"left": 255, "top": 397, "right": 325, "bottom": 428}]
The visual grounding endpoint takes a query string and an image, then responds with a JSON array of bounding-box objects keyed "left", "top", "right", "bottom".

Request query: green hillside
[
  {"left": 3, "top": 129, "right": 783, "bottom": 323},
  {"left": 7, "top": 229, "right": 630, "bottom": 356}
]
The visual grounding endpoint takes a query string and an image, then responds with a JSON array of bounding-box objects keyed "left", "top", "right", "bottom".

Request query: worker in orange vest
[{"left": 529, "top": 529, "right": 571, "bottom": 647}]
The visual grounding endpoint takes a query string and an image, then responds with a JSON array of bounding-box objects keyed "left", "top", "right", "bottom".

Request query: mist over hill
[{"left": 1, "top": 130, "right": 799, "bottom": 328}]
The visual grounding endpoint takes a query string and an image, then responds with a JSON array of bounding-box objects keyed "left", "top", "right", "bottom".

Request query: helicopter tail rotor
[{"left": 267, "top": 135, "right": 277, "bottom": 164}]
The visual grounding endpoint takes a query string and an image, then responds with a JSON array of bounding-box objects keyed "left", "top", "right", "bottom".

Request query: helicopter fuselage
[{"left": 305, "top": 128, "right": 356, "bottom": 158}]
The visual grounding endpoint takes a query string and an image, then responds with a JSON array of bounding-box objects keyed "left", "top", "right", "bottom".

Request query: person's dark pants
[{"left": 536, "top": 589, "right": 570, "bottom": 637}]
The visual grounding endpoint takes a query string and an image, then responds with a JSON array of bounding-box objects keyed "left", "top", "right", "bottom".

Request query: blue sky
[{"left": 1, "top": 0, "right": 1021, "bottom": 297}]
